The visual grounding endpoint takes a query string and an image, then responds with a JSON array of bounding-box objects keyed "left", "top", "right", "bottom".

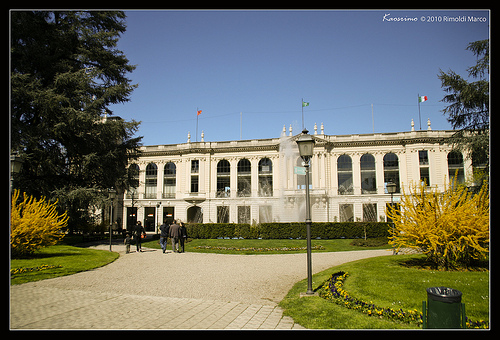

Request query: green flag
[{"left": 302, "top": 101, "right": 309, "bottom": 107}]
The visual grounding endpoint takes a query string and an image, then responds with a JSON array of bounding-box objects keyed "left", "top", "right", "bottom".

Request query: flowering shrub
[
  {"left": 193, "top": 245, "right": 325, "bottom": 252},
  {"left": 11, "top": 264, "right": 62, "bottom": 275},
  {"left": 386, "top": 181, "right": 489, "bottom": 269},
  {"left": 318, "top": 271, "right": 488, "bottom": 329},
  {"left": 11, "top": 190, "right": 68, "bottom": 257}
]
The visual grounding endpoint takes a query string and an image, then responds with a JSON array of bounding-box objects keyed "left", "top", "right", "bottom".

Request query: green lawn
[
  {"left": 10, "top": 245, "right": 119, "bottom": 285},
  {"left": 141, "top": 238, "right": 391, "bottom": 254},
  {"left": 279, "top": 254, "right": 489, "bottom": 329}
]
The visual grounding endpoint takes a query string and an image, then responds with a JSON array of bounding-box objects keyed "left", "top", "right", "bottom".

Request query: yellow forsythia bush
[
  {"left": 386, "top": 182, "right": 489, "bottom": 269},
  {"left": 11, "top": 190, "right": 68, "bottom": 257}
]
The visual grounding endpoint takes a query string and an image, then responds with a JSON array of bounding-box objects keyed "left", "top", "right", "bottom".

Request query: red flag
[{"left": 197, "top": 110, "right": 202, "bottom": 116}]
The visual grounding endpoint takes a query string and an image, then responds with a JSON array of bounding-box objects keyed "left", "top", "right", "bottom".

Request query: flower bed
[
  {"left": 11, "top": 264, "right": 62, "bottom": 276},
  {"left": 318, "top": 271, "right": 488, "bottom": 329},
  {"left": 193, "top": 245, "right": 325, "bottom": 252}
]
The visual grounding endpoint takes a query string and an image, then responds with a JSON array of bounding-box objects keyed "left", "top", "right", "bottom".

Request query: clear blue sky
[{"left": 108, "top": 10, "right": 489, "bottom": 146}]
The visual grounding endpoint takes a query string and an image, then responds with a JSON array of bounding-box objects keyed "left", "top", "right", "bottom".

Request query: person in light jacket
[{"left": 169, "top": 220, "right": 181, "bottom": 253}]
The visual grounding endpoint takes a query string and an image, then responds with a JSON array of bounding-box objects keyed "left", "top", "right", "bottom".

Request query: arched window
[
  {"left": 471, "top": 148, "right": 488, "bottom": 187},
  {"left": 383, "top": 153, "right": 400, "bottom": 193},
  {"left": 337, "top": 154, "right": 353, "bottom": 195},
  {"left": 127, "top": 164, "right": 140, "bottom": 198},
  {"left": 216, "top": 159, "right": 231, "bottom": 198},
  {"left": 360, "top": 153, "right": 376, "bottom": 194},
  {"left": 163, "top": 162, "right": 176, "bottom": 198},
  {"left": 448, "top": 151, "right": 464, "bottom": 186},
  {"left": 145, "top": 163, "right": 157, "bottom": 199},
  {"left": 258, "top": 158, "right": 273, "bottom": 197},
  {"left": 237, "top": 159, "right": 251, "bottom": 197},
  {"left": 296, "top": 157, "right": 312, "bottom": 190}
]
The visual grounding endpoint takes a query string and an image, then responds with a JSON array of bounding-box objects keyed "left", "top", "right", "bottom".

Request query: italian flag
[{"left": 419, "top": 96, "right": 428, "bottom": 102}]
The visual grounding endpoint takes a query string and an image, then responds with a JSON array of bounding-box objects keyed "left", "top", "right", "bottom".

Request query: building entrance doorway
[
  {"left": 126, "top": 207, "right": 137, "bottom": 231},
  {"left": 144, "top": 207, "right": 155, "bottom": 231},
  {"left": 187, "top": 206, "right": 203, "bottom": 223},
  {"left": 163, "top": 207, "right": 174, "bottom": 225}
]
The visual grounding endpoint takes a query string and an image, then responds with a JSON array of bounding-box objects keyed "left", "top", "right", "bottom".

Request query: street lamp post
[
  {"left": 156, "top": 202, "right": 162, "bottom": 234},
  {"left": 10, "top": 153, "right": 24, "bottom": 191},
  {"left": 296, "top": 129, "right": 316, "bottom": 295},
  {"left": 386, "top": 181, "right": 397, "bottom": 255},
  {"left": 109, "top": 189, "right": 116, "bottom": 252}
]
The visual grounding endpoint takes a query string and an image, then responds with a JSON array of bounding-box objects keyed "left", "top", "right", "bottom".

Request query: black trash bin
[{"left": 423, "top": 286, "right": 465, "bottom": 329}]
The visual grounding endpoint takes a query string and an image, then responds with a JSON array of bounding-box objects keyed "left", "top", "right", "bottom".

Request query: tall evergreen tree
[
  {"left": 11, "top": 11, "right": 142, "bottom": 230},
  {"left": 438, "top": 39, "right": 489, "bottom": 172}
]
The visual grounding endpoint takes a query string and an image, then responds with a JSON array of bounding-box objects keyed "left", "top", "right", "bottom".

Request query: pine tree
[
  {"left": 438, "top": 39, "right": 489, "bottom": 173},
  {"left": 11, "top": 11, "right": 142, "bottom": 231}
]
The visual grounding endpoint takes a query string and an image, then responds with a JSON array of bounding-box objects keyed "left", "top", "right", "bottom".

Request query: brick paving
[
  {"left": 11, "top": 284, "right": 301, "bottom": 330},
  {"left": 10, "top": 245, "right": 389, "bottom": 330}
]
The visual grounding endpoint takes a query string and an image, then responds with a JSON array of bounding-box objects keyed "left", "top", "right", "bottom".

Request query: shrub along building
[{"left": 115, "top": 120, "right": 481, "bottom": 232}]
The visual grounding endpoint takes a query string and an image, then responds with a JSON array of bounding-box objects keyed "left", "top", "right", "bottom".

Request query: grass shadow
[
  {"left": 396, "top": 255, "right": 489, "bottom": 272},
  {"left": 11, "top": 251, "right": 81, "bottom": 260}
]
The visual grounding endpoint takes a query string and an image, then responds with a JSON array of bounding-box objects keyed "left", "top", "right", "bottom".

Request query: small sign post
[{"left": 294, "top": 166, "right": 306, "bottom": 175}]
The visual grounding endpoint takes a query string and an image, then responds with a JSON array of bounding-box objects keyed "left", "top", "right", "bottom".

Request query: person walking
[
  {"left": 159, "top": 221, "right": 170, "bottom": 254},
  {"left": 169, "top": 220, "right": 181, "bottom": 253},
  {"left": 179, "top": 222, "right": 188, "bottom": 253},
  {"left": 124, "top": 231, "right": 132, "bottom": 254},
  {"left": 134, "top": 221, "right": 146, "bottom": 252}
]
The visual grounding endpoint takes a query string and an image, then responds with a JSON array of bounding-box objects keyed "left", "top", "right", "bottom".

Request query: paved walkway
[{"left": 10, "top": 244, "right": 390, "bottom": 330}]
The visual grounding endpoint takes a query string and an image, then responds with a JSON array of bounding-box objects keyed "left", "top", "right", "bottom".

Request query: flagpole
[
  {"left": 196, "top": 107, "right": 199, "bottom": 142},
  {"left": 418, "top": 94, "right": 422, "bottom": 130},
  {"left": 301, "top": 98, "right": 304, "bottom": 130},
  {"left": 371, "top": 103, "right": 374, "bottom": 133}
]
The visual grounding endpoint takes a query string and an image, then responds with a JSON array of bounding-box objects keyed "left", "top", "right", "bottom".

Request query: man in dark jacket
[
  {"left": 179, "top": 222, "right": 188, "bottom": 253},
  {"left": 159, "top": 222, "right": 170, "bottom": 253},
  {"left": 169, "top": 220, "right": 181, "bottom": 253},
  {"left": 134, "top": 221, "right": 146, "bottom": 252}
]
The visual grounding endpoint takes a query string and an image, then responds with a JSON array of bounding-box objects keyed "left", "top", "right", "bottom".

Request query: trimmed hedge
[{"left": 185, "top": 222, "right": 390, "bottom": 240}]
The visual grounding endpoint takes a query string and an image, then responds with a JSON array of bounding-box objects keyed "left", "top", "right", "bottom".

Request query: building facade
[{"left": 116, "top": 123, "right": 472, "bottom": 232}]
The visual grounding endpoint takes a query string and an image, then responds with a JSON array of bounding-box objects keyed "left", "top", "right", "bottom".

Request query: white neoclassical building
[{"left": 116, "top": 121, "right": 474, "bottom": 232}]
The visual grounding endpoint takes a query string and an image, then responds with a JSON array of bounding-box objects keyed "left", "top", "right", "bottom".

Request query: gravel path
[
  {"left": 29, "top": 245, "right": 390, "bottom": 304},
  {"left": 11, "top": 245, "right": 390, "bottom": 329}
]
